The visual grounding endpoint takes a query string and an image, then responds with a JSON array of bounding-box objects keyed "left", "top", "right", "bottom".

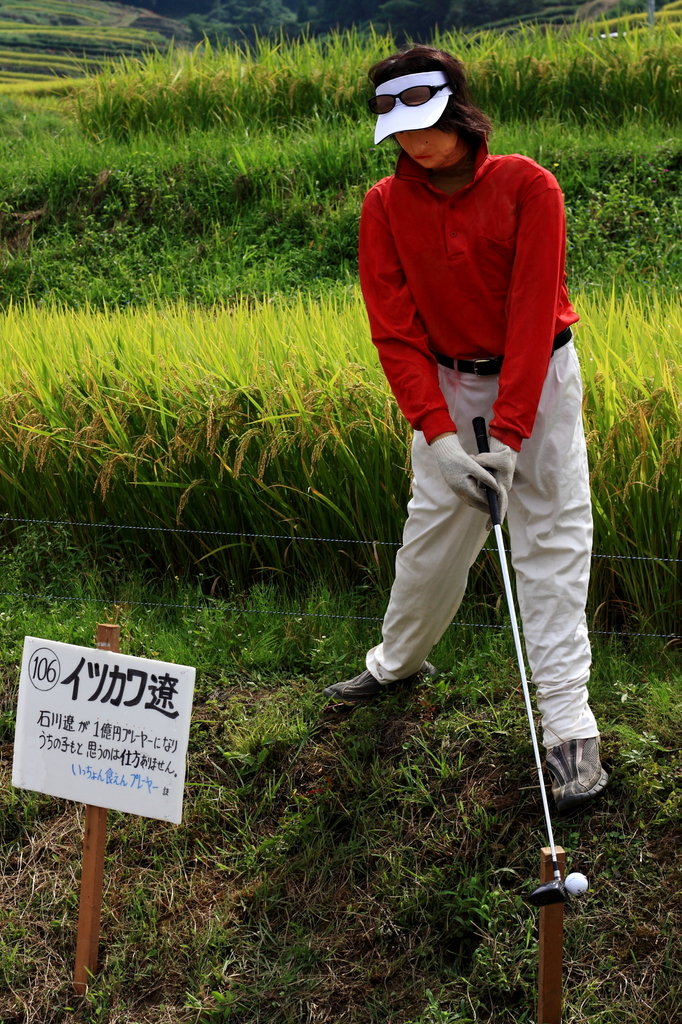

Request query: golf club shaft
[{"left": 472, "top": 418, "right": 561, "bottom": 879}]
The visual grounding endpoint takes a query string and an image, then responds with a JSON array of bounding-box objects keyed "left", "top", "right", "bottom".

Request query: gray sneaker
[
  {"left": 546, "top": 737, "right": 608, "bottom": 813},
  {"left": 323, "top": 661, "right": 437, "bottom": 705}
]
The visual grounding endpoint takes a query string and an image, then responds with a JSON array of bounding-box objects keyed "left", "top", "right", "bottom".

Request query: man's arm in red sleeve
[
  {"left": 489, "top": 181, "right": 569, "bottom": 452},
  {"left": 359, "top": 187, "right": 456, "bottom": 443}
]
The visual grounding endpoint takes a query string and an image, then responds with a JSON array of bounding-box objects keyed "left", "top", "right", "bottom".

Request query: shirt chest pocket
[{"left": 477, "top": 235, "right": 517, "bottom": 294}]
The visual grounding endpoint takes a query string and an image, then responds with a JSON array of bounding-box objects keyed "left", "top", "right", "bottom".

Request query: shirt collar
[{"left": 395, "top": 136, "right": 490, "bottom": 186}]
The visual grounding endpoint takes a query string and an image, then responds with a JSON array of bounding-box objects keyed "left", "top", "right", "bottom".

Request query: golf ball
[{"left": 564, "top": 872, "right": 589, "bottom": 896}]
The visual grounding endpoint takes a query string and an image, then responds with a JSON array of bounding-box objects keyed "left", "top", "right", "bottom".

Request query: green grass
[
  {"left": 1, "top": 116, "right": 682, "bottom": 306},
  {"left": 0, "top": 569, "right": 681, "bottom": 1023}
]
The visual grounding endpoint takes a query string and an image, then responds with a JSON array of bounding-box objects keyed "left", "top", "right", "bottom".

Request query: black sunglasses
[{"left": 368, "top": 83, "right": 448, "bottom": 116}]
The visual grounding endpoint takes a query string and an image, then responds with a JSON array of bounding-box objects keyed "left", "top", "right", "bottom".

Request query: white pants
[{"left": 366, "top": 342, "right": 599, "bottom": 749}]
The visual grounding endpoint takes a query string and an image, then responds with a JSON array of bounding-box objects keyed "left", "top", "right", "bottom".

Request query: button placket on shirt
[{"left": 446, "top": 200, "right": 465, "bottom": 261}]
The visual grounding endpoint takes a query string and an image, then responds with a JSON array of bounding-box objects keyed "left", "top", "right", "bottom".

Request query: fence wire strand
[
  {"left": 2, "top": 514, "right": 681, "bottom": 563},
  {"left": 1, "top": 591, "right": 679, "bottom": 640}
]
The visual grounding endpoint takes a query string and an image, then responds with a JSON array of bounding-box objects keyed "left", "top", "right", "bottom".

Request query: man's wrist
[{"left": 489, "top": 427, "right": 522, "bottom": 452}]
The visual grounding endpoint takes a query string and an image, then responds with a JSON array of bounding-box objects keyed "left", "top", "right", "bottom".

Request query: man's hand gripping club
[
  {"left": 474, "top": 435, "right": 517, "bottom": 525},
  {"left": 430, "top": 432, "right": 517, "bottom": 525}
]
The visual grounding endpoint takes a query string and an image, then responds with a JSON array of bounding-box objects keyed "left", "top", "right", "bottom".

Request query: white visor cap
[{"left": 373, "top": 70, "right": 453, "bottom": 145}]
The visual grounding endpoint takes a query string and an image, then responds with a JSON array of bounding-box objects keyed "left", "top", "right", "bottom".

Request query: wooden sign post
[
  {"left": 538, "top": 846, "right": 566, "bottom": 1024},
  {"left": 13, "top": 629, "right": 195, "bottom": 995},
  {"left": 73, "top": 624, "right": 119, "bottom": 995}
]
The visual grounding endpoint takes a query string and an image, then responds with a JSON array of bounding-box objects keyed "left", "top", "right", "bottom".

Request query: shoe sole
[
  {"left": 322, "top": 664, "right": 437, "bottom": 705},
  {"left": 322, "top": 676, "right": 423, "bottom": 704},
  {"left": 322, "top": 687, "right": 379, "bottom": 704},
  {"left": 554, "top": 768, "right": 609, "bottom": 813}
]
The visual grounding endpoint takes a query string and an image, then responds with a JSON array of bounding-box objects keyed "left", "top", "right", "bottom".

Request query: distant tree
[
  {"left": 148, "top": 0, "right": 216, "bottom": 17},
  {"left": 186, "top": 0, "right": 297, "bottom": 42},
  {"left": 448, "top": 0, "right": 544, "bottom": 28},
  {"left": 312, "top": 0, "right": 379, "bottom": 30},
  {"left": 310, "top": 0, "right": 450, "bottom": 37},
  {"left": 374, "top": 0, "right": 450, "bottom": 39},
  {"left": 153, "top": 0, "right": 576, "bottom": 32}
]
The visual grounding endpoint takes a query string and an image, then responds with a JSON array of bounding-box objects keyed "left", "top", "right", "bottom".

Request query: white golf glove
[
  {"left": 473, "top": 436, "right": 517, "bottom": 526},
  {"left": 430, "top": 433, "right": 499, "bottom": 516}
]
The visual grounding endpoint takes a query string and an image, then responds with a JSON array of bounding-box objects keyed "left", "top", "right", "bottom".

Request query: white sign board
[{"left": 12, "top": 637, "right": 195, "bottom": 825}]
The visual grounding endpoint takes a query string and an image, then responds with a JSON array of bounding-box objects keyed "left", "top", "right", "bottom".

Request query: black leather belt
[{"left": 432, "top": 326, "right": 572, "bottom": 376}]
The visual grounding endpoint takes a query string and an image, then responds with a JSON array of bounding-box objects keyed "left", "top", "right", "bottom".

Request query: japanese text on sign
[{"left": 13, "top": 637, "right": 195, "bottom": 824}]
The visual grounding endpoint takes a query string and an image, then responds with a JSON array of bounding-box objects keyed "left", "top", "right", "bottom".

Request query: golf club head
[{"left": 527, "top": 879, "right": 568, "bottom": 907}]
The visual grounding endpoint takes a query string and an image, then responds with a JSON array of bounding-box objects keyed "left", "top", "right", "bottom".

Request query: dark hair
[{"left": 368, "top": 45, "right": 492, "bottom": 145}]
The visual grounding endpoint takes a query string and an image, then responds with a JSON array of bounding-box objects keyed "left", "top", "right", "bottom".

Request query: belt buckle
[{"left": 473, "top": 358, "right": 493, "bottom": 376}]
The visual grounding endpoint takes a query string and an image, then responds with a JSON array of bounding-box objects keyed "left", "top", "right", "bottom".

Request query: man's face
[{"left": 395, "top": 127, "right": 468, "bottom": 170}]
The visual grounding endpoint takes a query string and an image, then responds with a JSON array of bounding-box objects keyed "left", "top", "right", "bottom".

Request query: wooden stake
[
  {"left": 95, "top": 623, "right": 121, "bottom": 655},
  {"left": 537, "top": 845, "right": 566, "bottom": 1024},
  {"left": 73, "top": 623, "right": 120, "bottom": 995}
]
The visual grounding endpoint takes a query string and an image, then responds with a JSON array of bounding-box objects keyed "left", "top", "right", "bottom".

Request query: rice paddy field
[
  {"left": 0, "top": 0, "right": 185, "bottom": 87},
  {"left": 0, "top": 289, "right": 679, "bottom": 637},
  {"left": 74, "top": 21, "right": 682, "bottom": 137},
  {"left": 0, "top": 22, "right": 681, "bottom": 1024}
]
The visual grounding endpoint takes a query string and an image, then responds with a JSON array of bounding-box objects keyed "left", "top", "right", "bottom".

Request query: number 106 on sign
[{"left": 29, "top": 648, "right": 61, "bottom": 689}]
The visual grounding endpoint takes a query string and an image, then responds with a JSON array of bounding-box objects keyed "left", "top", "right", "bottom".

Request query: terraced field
[
  {"left": 475, "top": 0, "right": 585, "bottom": 30},
  {"left": 0, "top": 0, "right": 188, "bottom": 84},
  {"left": 600, "top": 0, "right": 682, "bottom": 31},
  {"left": 468, "top": 0, "right": 682, "bottom": 32}
]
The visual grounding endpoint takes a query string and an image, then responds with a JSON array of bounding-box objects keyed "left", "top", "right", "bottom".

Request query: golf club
[{"left": 472, "top": 417, "right": 567, "bottom": 908}]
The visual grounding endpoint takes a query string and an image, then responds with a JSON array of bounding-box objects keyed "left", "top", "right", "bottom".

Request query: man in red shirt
[{"left": 322, "top": 45, "right": 608, "bottom": 813}]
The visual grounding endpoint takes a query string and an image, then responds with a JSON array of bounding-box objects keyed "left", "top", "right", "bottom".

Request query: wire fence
[
  {"left": 2, "top": 514, "right": 682, "bottom": 563},
  {"left": 2, "top": 589, "right": 680, "bottom": 639},
  {"left": 1, "top": 513, "right": 680, "bottom": 640}
]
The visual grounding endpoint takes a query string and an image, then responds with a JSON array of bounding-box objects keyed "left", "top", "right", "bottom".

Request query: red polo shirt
[{"left": 358, "top": 140, "right": 579, "bottom": 451}]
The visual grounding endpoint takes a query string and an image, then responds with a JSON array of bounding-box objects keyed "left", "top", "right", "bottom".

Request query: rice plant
[
  {"left": 0, "top": 288, "right": 678, "bottom": 632},
  {"left": 577, "top": 290, "right": 682, "bottom": 634},
  {"left": 74, "top": 22, "right": 682, "bottom": 140}
]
